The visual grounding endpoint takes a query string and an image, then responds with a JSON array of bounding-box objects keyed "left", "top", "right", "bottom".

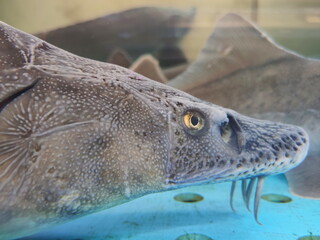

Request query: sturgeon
[
  {"left": 36, "top": 7, "right": 195, "bottom": 65},
  {"left": 0, "top": 22, "right": 309, "bottom": 239}
]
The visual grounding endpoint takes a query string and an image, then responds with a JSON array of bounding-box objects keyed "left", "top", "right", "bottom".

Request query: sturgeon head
[
  {"left": 165, "top": 107, "right": 309, "bottom": 186},
  {"left": 168, "top": 13, "right": 320, "bottom": 200},
  {"left": 0, "top": 22, "right": 309, "bottom": 239}
]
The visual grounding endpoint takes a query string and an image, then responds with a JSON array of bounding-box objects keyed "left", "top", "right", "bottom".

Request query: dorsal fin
[
  {"left": 130, "top": 54, "right": 168, "bottom": 83},
  {"left": 107, "top": 48, "right": 132, "bottom": 68},
  {"left": 0, "top": 21, "right": 41, "bottom": 104},
  {"left": 169, "top": 13, "right": 295, "bottom": 90}
]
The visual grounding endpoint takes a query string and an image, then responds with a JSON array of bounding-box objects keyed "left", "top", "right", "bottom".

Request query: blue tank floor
[{"left": 20, "top": 175, "right": 320, "bottom": 240}]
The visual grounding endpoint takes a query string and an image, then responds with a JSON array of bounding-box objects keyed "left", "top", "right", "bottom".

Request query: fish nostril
[{"left": 220, "top": 114, "right": 246, "bottom": 154}]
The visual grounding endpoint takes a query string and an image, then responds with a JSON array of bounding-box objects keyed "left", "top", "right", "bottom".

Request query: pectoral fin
[
  {"left": 130, "top": 54, "right": 168, "bottom": 83},
  {"left": 286, "top": 155, "right": 320, "bottom": 199},
  {"left": 169, "top": 13, "right": 292, "bottom": 91},
  {"left": 107, "top": 48, "right": 132, "bottom": 68}
]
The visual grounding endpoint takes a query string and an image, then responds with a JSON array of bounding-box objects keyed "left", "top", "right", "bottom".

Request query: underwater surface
[
  {"left": 19, "top": 175, "right": 320, "bottom": 240},
  {"left": 0, "top": 1, "right": 319, "bottom": 240}
]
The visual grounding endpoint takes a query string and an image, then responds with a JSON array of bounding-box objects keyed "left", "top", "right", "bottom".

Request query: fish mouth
[
  {"left": 166, "top": 121, "right": 309, "bottom": 224},
  {"left": 228, "top": 126, "right": 309, "bottom": 224}
]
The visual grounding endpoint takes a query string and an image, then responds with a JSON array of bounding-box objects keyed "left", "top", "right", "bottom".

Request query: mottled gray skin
[
  {"left": 0, "top": 22, "right": 309, "bottom": 239},
  {"left": 169, "top": 13, "right": 320, "bottom": 199}
]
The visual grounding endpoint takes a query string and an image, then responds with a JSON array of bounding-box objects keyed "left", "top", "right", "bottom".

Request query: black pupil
[{"left": 191, "top": 115, "right": 199, "bottom": 126}]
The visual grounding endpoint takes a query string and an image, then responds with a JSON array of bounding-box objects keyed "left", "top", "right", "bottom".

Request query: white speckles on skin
[{"left": 1, "top": 73, "right": 171, "bottom": 220}]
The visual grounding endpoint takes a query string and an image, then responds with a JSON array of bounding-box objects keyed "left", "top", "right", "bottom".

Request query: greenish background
[{"left": 0, "top": 0, "right": 319, "bottom": 60}]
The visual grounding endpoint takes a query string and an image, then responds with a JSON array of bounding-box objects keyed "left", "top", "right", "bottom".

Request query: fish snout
[
  {"left": 165, "top": 107, "right": 309, "bottom": 186},
  {"left": 273, "top": 125, "right": 309, "bottom": 172},
  {"left": 227, "top": 121, "right": 309, "bottom": 224},
  {"left": 235, "top": 116, "right": 310, "bottom": 179}
]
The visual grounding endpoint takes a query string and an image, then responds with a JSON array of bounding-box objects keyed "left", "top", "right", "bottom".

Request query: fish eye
[{"left": 183, "top": 111, "right": 205, "bottom": 132}]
